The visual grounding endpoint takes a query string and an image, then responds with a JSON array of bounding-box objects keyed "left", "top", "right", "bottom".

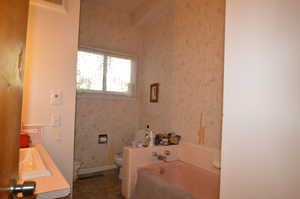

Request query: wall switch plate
[
  {"left": 98, "top": 134, "right": 108, "bottom": 144},
  {"left": 50, "top": 89, "right": 63, "bottom": 105},
  {"left": 50, "top": 112, "right": 61, "bottom": 127}
]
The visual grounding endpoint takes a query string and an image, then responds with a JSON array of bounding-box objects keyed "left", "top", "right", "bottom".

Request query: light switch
[
  {"left": 50, "top": 89, "right": 63, "bottom": 105},
  {"left": 51, "top": 112, "right": 61, "bottom": 127}
]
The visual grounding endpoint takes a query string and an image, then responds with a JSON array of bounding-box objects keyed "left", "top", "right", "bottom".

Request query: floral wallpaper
[
  {"left": 75, "top": 96, "right": 138, "bottom": 168},
  {"left": 76, "top": 0, "right": 225, "bottom": 169},
  {"left": 139, "top": 0, "right": 225, "bottom": 149},
  {"left": 75, "top": 0, "right": 141, "bottom": 169}
]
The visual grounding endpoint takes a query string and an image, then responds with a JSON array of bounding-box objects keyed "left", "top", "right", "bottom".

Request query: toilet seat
[
  {"left": 114, "top": 153, "right": 123, "bottom": 167},
  {"left": 113, "top": 129, "right": 147, "bottom": 180}
]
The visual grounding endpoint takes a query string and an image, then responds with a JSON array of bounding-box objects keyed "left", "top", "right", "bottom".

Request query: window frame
[{"left": 76, "top": 46, "right": 137, "bottom": 98}]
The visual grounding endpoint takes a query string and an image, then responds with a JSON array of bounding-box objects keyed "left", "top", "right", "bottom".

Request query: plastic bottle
[{"left": 146, "top": 125, "right": 154, "bottom": 147}]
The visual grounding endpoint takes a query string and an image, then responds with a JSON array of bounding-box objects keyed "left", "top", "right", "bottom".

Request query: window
[{"left": 76, "top": 49, "right": 136, "bottom": 96}]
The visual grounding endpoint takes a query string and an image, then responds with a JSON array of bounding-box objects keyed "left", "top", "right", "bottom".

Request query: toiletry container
[
  {"left": 146, "top": 125, "right": 154, "bottom": 147},
  {"left": 20, "top": 131, "right": 30, "bottom": 148}
]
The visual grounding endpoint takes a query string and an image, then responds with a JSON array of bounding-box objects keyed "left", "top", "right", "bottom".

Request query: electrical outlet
[{"left": 53, "top": 131, "right": 61, "bottom": 141}]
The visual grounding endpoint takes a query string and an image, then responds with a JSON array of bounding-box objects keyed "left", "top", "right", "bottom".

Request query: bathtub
[{"left": 132, "top": 161, "right": 220, "bottom": 199}]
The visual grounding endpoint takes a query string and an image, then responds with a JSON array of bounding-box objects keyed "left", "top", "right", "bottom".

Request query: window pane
[
  {"left": 106, "top": 56, "right": 132, "bottom": 93},
  {"left": 77, "top": 51, "right": 104, "bottom": 91}
]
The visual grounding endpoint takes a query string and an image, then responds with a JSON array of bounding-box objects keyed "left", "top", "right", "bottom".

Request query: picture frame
[{"left": 150, "top": 83, "right": 159, "bottom": 103}]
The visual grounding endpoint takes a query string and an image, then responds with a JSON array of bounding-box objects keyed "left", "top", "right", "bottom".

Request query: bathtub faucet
[{"left": 153, "top": 150, "right": 171, "bottom": 162}]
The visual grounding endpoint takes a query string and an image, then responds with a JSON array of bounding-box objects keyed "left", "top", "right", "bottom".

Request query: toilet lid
[{"left": 114, "top": 155, "right": 123, "bottom": 165}]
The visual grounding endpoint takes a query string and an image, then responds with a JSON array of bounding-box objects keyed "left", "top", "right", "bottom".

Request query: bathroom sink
[{"left": 19, "top": 147, "right": 51, "bottom": 180}]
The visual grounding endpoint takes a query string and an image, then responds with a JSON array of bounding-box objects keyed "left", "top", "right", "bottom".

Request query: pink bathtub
[{"left": 133, "top": 161, "right": 220, "bottom": 199}]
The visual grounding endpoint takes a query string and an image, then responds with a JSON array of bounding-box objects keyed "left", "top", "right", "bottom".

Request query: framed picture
[{"left": 150, "top": 83, "right": 159, "bottom": 103}]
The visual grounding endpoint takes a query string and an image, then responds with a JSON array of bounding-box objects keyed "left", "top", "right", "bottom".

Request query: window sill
[{"left": 76, "top": 90, "right": 137, "bottom": 101}]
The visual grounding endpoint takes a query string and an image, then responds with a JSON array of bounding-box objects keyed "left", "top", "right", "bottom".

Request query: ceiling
[{"left": 96, "top": 0, "right": 147, "bottom": 13}]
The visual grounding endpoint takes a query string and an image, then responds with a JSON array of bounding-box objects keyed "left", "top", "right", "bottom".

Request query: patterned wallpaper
[
  {"left": 75, "top": 97, "right": 138, "bottom": 168},
  {"left": 75, "top": 0, "right": 141, "bottom": 169},
  {"left": 76, "top": 0, "right": 225, "bottom": 169},
  {"left": 139, "top": 0, "right": 225, "bottom": 149},
  {"left": 79, "top": 0, "right": 142, "bottom": 54}
]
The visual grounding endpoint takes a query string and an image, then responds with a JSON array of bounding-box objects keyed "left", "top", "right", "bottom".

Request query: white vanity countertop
[{"left": 19, "top": 144, "right": 70, "bottom": 199}]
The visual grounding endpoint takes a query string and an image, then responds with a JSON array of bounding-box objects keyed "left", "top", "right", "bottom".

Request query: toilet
[
  {"left": 114, "top": 152, "right": 123, "bottom": 167},
  {"left": 113, "top": 129, "right": 146, "bottom": 180},
  {"left": 114, "top": 152, "right": 123, "bottom": 179},
  {"left": 73, "top": 161, "right": 82, "bottom": 181}
]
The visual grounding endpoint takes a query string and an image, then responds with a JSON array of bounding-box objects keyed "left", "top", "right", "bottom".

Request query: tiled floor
[{"left": 73, "top": 169, "right": 125, "bottom": 199}]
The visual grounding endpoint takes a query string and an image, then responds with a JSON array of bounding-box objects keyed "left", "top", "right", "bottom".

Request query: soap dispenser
[{"left": 145, "top": 125, "right": 154, "bottom": 147}]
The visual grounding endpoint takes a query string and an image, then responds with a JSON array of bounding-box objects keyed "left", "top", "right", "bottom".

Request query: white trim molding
[{"left": 78, "top": 165, "right": 117, "bottom": 175}]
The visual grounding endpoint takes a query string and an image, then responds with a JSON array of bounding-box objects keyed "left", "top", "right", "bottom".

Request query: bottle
[
  {"left": 146, "top": 125, "right": 154, "bottom": 147},
  {"left": 144, "top": 131, "right": 150, "bottom": 147}
]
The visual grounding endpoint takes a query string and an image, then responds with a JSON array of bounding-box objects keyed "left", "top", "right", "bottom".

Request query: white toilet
[
  {"left": 114, "top": 152, "right": 123, "bottom": 179},
  {"left": 73, "top": 161, "right": 82, "bottom": 181},
  {"left": 113, "top": 129, "right": 146, "bottom": 180},
  {"left": 114, "top": 152, "right": 123, "bottom": 167}
]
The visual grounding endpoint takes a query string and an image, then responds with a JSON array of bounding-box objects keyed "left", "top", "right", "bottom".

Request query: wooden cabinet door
[{"left": 0, "top": 1, "right": 29, "bottom": 198}]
